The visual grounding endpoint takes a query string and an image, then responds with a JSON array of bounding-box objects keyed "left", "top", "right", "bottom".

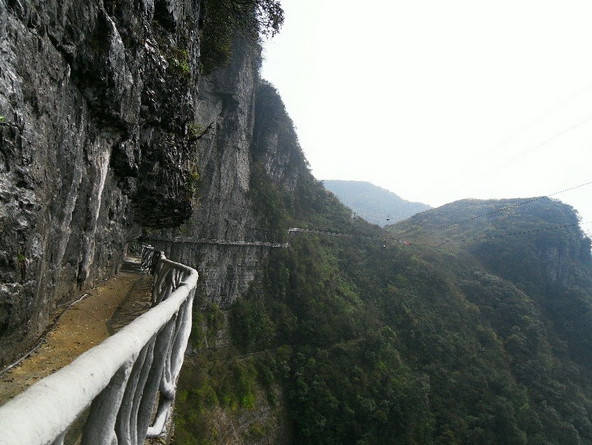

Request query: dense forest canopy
[
  {"left": 176, "top": 2, "right": 592, "bottom": 443},
  {"left": 175, "top": 81, "right": 592, "bottom": 444}
]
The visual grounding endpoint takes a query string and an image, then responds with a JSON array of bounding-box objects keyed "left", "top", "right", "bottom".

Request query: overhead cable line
[
  {"left": 491, "top": 81, "right": 592, "bottom": 153},
  {"left": 394, "top": 177, "right": 592, "bottom": 237},
  {"left": 434, "top": 220, "right": 592, "bottom": 248},
  {"left": 497, "top": 112, "right": 592, "bottom": 169},
  {"left": 463, "top": 178, "right": 592, "bottom": 223},
  {"left": 146, "top": 215, "right": 591, "bottom": 254},
  {"left": 447, "top": 83, "right": 592, "bottom": 193}
]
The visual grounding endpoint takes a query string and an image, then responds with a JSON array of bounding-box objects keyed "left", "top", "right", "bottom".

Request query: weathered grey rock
[
  {"left": 150, "top": 40, "right": 307, "bottom": 310},
  {"left": 0, "top": 0, "right": 202, "bottom": 367},
  {"left": 150, "top": 37, "right": 263, "bottom": 308},
  {"left": 1, "top": 0, "right": 301, "bottom": 438}
]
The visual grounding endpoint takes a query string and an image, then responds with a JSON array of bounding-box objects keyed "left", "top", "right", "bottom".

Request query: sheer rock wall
[
  {"left": 150, "top": 41, "right": 306, "bottom": 310},
  {"left": 0, "top": 0, "right": 202, "bottom": 367}
]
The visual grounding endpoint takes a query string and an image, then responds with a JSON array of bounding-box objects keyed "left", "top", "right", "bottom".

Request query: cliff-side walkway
[{"left": 0, "top": 258, "right": 152, "bottom": 405}]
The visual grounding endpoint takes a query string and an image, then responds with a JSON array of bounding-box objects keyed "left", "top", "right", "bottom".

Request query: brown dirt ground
[{"left": 0, "top": 263, "right": 152, "bottom": 405}]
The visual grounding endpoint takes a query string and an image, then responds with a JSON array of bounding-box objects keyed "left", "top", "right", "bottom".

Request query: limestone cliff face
[
  {"left": 143, "top": 36, "right": 310, "bottom": 445},
  {"left": 0, "top": 1, "right": 302, "bottom": 439},
  {"left": 0, "top": 0, "right": 203, "bottom": 367},
  {"left": 252, "top": 80, "right": 307, "bottom": 192},
  {"left": 149, "top": 44, "right": 306, "bottom": 310},
  {"left": 149, "top": 37, "right": 261, "bottom": 307}
]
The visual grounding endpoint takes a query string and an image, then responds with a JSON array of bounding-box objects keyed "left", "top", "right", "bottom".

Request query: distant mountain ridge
[{"left": 323, "top": 180, "right": 431, "bottom": 226}]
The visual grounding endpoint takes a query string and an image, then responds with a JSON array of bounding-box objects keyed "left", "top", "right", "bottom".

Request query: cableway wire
[
  {"left": 490, "top": 81, "right": 592, "bottom": 154},
  {"left": 394, "top": 177, "right": 592, "bottom": 239},
  {"left": 458, "top": 178, "right": 592, "bottom": 225},
  {"left": 432, "top": 220, "right": 592, "bottom": 248},
  {"left": 411, "top": 102, "right": 592, "bottom": 236},
  {"left": 445, "top": 83, "right": 592, "bottom": 194},
  {"left": 496, "top": 112, "right": 592, "bottom": 169},
  {"left": 159, "top": 174, "right": 592, "bottom": 249}
]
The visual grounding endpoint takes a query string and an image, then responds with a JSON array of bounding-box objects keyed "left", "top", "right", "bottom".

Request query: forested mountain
[
  {"left": 174, "top": 67, "right": 592, "bottom": 443},
  {"left": 3, "top": 0, "right": 592, "bottom": 443},
  {"left": 323, "top": 180, "right": 431, "bottom": 226}
]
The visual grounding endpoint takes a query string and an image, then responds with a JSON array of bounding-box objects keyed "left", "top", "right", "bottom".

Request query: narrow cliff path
[{"left": 0, "top": 258, "right": 153, "bottom": 405}]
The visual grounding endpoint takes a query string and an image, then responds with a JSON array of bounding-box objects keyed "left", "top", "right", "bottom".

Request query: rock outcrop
[
  {"left": 149, "top": 45, "right": 308, "bottom": 310},
  {"left": 0, "top": 0, "right": 202, "bottom": 367},
  {"left": 0, "top": 0, "right": 323, "bottom": 441},
  {"left": 0, "top": 9, "right": 306, "bottom": 444},
  {"left": 149, "top": 37, "right": 263, "bottom": 307}
]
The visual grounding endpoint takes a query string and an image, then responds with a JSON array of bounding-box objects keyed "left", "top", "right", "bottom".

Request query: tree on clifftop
[{"left": 201, "top": 0, "right": 284, "bottom": 73}]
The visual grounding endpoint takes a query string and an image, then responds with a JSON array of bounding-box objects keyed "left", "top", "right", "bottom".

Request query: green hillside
[
  {"left": 176, "top": 84, "right": 592, "bottom": 444},
  {"left": 322, "top": 180, "right": 431, "bottom": 226},
  {"left": 390, "top": 198, "right": 592, "bottom": 368}
]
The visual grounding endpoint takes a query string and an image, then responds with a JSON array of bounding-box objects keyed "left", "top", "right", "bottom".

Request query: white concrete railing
[
  {"left": 141, "top": 243, "right": 161, "bottom": 272},
  {"left": 0, "top": 246, "right": 198, "bottom": 445}
]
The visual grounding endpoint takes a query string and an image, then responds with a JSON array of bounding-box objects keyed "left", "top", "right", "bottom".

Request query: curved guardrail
[{"left": 0, "top": 246, "right": 198, "bottom": 445}]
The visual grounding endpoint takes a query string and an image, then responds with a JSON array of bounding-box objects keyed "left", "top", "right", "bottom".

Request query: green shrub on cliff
[
  {"left": 200, "top": 0, "right": 284, "bottom": 73},
  {"left": 169, "top": 48, "right": 191, "bottom": 77}
]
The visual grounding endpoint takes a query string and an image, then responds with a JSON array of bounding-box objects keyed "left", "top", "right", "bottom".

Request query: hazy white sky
[{"left": 261, "top": 0, "right": 592, "bottom": 234}]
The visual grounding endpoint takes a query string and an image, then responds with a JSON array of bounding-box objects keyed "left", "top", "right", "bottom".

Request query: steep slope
[
  {"left": 0, "top": 0, "right": 204, "bottom": 367},
  {"left": 390, "top": 198, "right": 592, "bottom": 368},
  {"left": 323, "top": 180, "right": 430, "bottom": 226},
  {"left": 385, "top": 198, "right": 592, "bottom": 443},
  {"left": 4, "top": 1, "right": 592, "bottom": 443},
  {"left": 250, "top": 200, "right": 592, "bottom": 444},
  {"left": 169, "top": 56, "right": 592, "bottom": 443},
  {"left": 164, "top": 63, "right": 592, "bottom": 442}
]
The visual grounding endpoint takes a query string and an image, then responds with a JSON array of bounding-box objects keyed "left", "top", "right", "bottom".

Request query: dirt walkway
[{"left": 0, "top": 261, "right": 152, "bottom": 405}]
